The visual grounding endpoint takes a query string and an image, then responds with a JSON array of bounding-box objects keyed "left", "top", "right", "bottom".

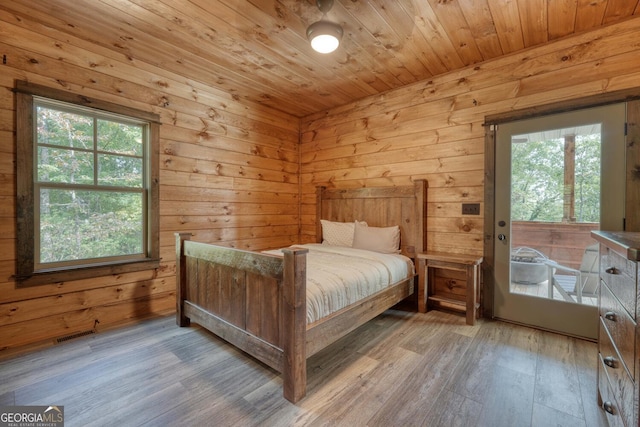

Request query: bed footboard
[{"left": 175, "top": 233, "right": 309, "bottom": 402}]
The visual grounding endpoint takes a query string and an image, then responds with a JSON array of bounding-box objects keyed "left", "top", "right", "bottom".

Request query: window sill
[{"left": 15, "top": 258, "right": 161, "bottom": 288}]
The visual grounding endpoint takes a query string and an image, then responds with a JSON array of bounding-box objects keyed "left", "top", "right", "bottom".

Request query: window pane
[
  {"left": 37, "top": 147, "right": 94, "bottom": 184},
  {"left": 98, "top": 154, "right": 143, "bottom": 188},
  {"left": 511, "top": 124, "right": 601, "bottom": 223},
  {"left": 511, "top": 137, "right": 564, "bottom": 222},
  {"left": 97, "top": 119, "right": 143, "bottom": 156},
  {"left": 37, "top": 106, "right": 93, "bottom": 149},
  {"left": 574, "top": 134, "right": 601, "bottom": 223},
  {"left": 39, "top": 189, "right": 143, "bottom": 264}
]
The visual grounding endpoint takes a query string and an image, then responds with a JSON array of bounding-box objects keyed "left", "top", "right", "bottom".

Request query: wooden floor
[{"left": 0, "top": 310, "right": 607, "bottom": 427}]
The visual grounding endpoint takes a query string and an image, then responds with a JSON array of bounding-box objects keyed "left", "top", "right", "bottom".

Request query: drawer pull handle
[
  {"left": 604, "top": 311, "right": 617, "bottom": 322},
  {"left": 604, "top": 356, "right": 618, "bottom": 369},
  {"left": 603, "top": 401, "right": 615, "bottom": 415},
  {"left": 605, "top": 267, "right": 619, "bottom": 275}
]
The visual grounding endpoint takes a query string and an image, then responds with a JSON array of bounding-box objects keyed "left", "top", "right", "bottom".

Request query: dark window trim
[{"left": 15, "top": 81, "right": 160, "bottom": 287}]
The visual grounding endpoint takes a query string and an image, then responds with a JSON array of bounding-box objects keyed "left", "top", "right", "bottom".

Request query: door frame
[
  {"left": 482, "top": 88, "right": 640, "bottom": 323},
  {"left": 493, "top": 104, "right": 624, "bottom": 339}
]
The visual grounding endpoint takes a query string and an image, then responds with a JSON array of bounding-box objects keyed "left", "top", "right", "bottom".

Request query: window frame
[{"left": 15, "top": 81, "right": 160, "bottom": 287}]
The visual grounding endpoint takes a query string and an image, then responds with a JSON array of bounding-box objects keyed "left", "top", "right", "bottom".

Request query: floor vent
[{"left": 56, "top": 330, "right": 95, "bottom": 344}]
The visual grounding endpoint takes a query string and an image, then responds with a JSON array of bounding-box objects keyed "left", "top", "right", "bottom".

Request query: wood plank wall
[
  {"left": 299, "top": 17, "right": 640, "bottom": 256},
  {"left": 3, "top": 9, "right": 640, "bottom": 352},
  {"left": 0, "top": 11, "right": 300, "bottom": 352}
]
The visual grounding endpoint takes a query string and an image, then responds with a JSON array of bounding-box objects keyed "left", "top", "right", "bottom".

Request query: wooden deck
[
  {"left": 0, "top": 312, "right": 606, "bottom": 427},
  {"left": 510, "top": 280, "right": 598, "bottom": 306}
]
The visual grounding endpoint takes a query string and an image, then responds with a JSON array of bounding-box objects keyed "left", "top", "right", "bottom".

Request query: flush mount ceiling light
[{"left": 307, "top": 0, "right": 343, "bottom": 54}]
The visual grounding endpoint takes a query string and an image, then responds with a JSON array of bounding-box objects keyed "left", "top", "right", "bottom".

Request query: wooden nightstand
[{"left": 416, "top": 252, "right": 483, "bottom": 325}]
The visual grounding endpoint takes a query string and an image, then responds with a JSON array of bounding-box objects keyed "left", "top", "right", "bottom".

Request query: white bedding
[{"left": 264, "top": 243, "right": 414, "bottom": 324}]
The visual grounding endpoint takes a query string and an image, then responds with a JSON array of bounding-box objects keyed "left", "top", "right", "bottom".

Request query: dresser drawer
[
  {"left": 599, "top": 319, "right": 635, "bottom": 427},
  {"left": 600, "top": 282, "right": 636, "bottom": 377},
  {"left": 598, "top": 355, "right": 626, "bottom": 427},
  {"left": 601, "top": 247, "right": 638, "bottom": 319}
]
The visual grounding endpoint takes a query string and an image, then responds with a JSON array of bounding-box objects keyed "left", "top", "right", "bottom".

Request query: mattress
[{"left": 264, "top": 243, "right": 414, "bottom": 324}]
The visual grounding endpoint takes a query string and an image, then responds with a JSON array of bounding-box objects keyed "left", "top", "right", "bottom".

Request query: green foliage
[
  {"left": 511, "top": 133, "right": 601, "bottom": 223},
  {"left": 39, "top": 190, "right": 143, "bottom": 263},
  {"left": 36, "top": 104, "right": 146, "bottom": 265}
]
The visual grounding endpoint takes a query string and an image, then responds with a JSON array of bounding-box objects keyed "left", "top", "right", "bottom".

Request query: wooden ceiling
[{"left": 4, "top": 0, "right": 640, "bottom": 117}]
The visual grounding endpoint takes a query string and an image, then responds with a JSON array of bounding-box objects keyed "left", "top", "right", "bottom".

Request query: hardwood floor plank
[
  {"left": 142, "top": 384, "right": 262, "bottom": 427},
  {"left": 64, "top": 358, "right": 188, "bottom": 426},
  {"left": 421, "top": 390, "right": 483, "bottom": 427},
  {"left": 476, "top": 366, "right": 535, "bottom": 427},
  {"left": 447, "top": 320, "right": 513, "bottom": 401},
  {"left": 86, "top": 382, "right": 188, "bottom": 427},
  {"left": 573, "top": 338, "right": 608, "bottom": 427},
  {"left": 307, "top": 346, "right": 423, "bottom": 426},
  {"left": 0, "top": 312, "right": 608, "bottom": 427},
  {"left": 494, "top": 322, "right": 540, "bottom": 376},
  {"left": 396, "top": 309, "right": 476, "bottom": 354},
  {"left": 531, "top": 402, "right": 587, "bottom": 427},
  {"left": 367, "top": 328, "right": 473, "bottom": 426},
  {"left": 0, "top": 341, "right": 94, "bottom": 395},
  {"left": 13, "top": 338, "right": 181, "bottom": 405},
  {"left": 0, "top": 390, "right": 14, "bottom": 406},
  {"left": 534, "top": 332, "right": 584, "bottom": 418}
]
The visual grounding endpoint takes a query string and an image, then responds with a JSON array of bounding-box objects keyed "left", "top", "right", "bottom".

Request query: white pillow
[
  {"left": 352, "top": 221, "right": 400, "bottom": 254},
  {"left": 320, "top": 220, "right": 367, "bottom": 247},
  {"left": 320, "top": 220, "right": 354, "bottom": 247}
]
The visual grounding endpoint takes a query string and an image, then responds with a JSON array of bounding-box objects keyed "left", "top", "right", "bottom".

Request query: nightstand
[{"left": 416, "top": 252, "right": 483, "bottom": 325}]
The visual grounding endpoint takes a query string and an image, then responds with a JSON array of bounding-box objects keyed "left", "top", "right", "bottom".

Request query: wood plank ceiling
[{"left": 3, "top": 0, "right": 639, "bottom": 117}]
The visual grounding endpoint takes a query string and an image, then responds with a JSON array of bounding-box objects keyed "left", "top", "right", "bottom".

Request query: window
[
  {"left": 16, "top": 81, "right": 160, "bottom": 286},
  {"left": 510, "top": 124, "right": 602, "bottom": 223}
]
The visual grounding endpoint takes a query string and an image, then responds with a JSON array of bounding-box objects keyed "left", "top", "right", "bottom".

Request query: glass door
[{"left": 493, "top": 103, "right": 626, "bottom": 339}]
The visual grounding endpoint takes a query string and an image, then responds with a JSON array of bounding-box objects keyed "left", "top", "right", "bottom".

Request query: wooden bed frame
[{"left": 175, "top": 179, "right": 427, "bottom": 402}]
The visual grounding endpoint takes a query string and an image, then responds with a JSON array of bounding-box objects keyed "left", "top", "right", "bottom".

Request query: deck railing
[{"left": 511, "top": 221, "right": 599, "bottom": 270}]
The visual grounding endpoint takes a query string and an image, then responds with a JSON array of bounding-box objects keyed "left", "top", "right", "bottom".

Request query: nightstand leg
[
  {"left": 417, "top": 257, "right": 427, "bottom": 313},
  {"left": 466, "top": 264, "right": 478, "bottom": 325}
]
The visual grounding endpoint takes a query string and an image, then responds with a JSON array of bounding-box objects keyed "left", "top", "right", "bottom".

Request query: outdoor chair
[{"left": 545, "top": 244, "right": 600, "bottom": 303}]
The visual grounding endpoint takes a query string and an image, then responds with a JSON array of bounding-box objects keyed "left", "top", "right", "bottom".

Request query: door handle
[
  {"left": 603, "top": 401, "right": 615, "bottom": 415},
  {"left": 498, "top": 234, "right": 507, "bottom": 241},
  {"left": 603, "top": 356, "right": 618, "bottom": 369}
]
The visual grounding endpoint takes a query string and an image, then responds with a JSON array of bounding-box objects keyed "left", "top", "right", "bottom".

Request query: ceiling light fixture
[{"left": 307, "top": 0, "right": 343, "bottom": 54}]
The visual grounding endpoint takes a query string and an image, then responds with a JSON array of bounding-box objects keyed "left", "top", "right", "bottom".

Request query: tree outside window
[
  {"left": 16, "top": 81, "right": 159, "bottom": 286},
  {"left": 511, "top": 127, "right": 601, "bottom": 224}
]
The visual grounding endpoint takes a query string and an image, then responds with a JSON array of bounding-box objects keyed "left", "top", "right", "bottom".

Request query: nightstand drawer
[
  {"left": 601, "top": 247, "right": 637, "bottom": 319},
  {"left": 600, "top": 282, "right": 636, "bottom": 376},
  {"left": 599, "top": 318, "right": 635, "bottom": 427}
]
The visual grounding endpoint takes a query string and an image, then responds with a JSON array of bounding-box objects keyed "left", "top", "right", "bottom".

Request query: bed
[{"left": 175, "top": 179, "right": 427, "bottom": 402}]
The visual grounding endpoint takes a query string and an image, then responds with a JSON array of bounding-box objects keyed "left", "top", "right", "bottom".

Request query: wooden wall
[
  {"left": 3, "top": 8, "right": 640, "bottom": 352},
  {"left": 0, "top": 11, "right": 300, "bottom": 353},
  {"left": 299, "top": 17, "right": 640, "bottom": 257}
]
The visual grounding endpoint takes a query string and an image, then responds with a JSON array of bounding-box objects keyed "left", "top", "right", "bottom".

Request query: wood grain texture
[
  {"left": 0, "top": 312, "right": 607, "bottom": 427},
  {"left": 0, "top": 1, "right": 638, "bottom": 117},
  {"left": 300, "top": 17, "right": 640, "bottom": 258},
  {"left": 175, "top": 182, "right": 425, "bottom": 402},
  {"left": 2, "top": 2, "right": 640, "bottom": 353},
  {"left": 316, "top": 180, "right": 427, "bottom": 258},
  {"left": 595, "top": 234, "right": 640, "bottom": 427},
  {"left": 0, "top": 3, "right": 300, "bottom": 350},
  {"left": 626, "top": 99, "right": 640, "bottom": 232}
]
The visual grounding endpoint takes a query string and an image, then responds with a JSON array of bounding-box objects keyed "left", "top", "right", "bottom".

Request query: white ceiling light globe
[
  {"left": 311, "top": 34, "right": 340, "bottom": 54},
  {"left": 307, "top": 20, "right": 343, "bottom": 54}
]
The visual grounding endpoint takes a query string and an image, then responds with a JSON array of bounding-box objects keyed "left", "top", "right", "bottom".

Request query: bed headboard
[{"left": 315, "top": 180, "right": 427, "bottom": 259}]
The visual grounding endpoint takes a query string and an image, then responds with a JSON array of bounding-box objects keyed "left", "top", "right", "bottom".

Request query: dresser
[{"left": 592, "top": 231, "right": 640, "bottom": 427}]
